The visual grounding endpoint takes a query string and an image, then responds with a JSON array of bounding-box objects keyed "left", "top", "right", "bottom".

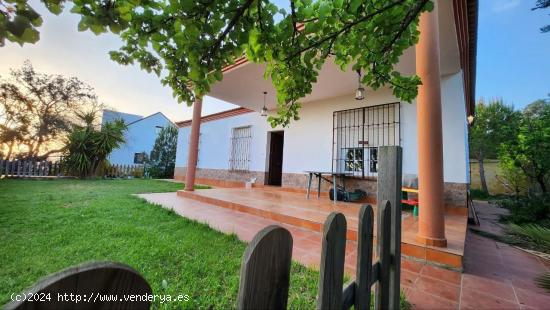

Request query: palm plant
[
  {"left": 63, "top": 113, "right": 126, "bottom": 178},
  {"left": 508, "top": 224, "right": 550, "bottom": 250},
  {"left": 506, "top": 223, "right": 550, "bottom": 293},
  {"left": 536, "top": 273, "right": 550, "bottom": 293}
]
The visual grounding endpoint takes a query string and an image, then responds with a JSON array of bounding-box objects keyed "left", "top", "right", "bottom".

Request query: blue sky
[
  {"left": 0, "top": 0, "right": 549, "bottom": 120},
  {"left": 477, "top": 0, "right": 550, "bottom": 108}
]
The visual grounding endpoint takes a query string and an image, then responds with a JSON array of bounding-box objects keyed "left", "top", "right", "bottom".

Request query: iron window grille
[
  {"left": 332, "top": 102, "right": 401, "bottom": 178},
  {"left": 229, "top": 126, "right": 252, "bottom": 171}
]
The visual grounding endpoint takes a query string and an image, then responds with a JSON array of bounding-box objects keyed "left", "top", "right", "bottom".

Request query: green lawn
[{"left": 0, "top": 179, "right": 319, "bottom": 309}]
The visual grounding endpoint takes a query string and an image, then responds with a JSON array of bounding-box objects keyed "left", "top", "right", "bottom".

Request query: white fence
[
  {"left": 0, "top": 159, "right": 145, "bottom": 179},
  {"left": 0, "top": 159, "right": 63, "bottom": 177}
]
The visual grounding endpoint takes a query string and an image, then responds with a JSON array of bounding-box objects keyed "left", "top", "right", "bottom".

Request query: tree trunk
[
  {"left": 6, "top": 141, "right": 15, "bottom": 160},
  {"left": 537, "top": 174, "right": 548, "bottom": 194},
  {"left": 478, "top": 150, "right": 489, "bottom": 194}
]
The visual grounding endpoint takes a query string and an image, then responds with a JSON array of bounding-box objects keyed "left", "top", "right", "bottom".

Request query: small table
[{"left": 304, "top": 171, "right": 350, "bottom": 201}]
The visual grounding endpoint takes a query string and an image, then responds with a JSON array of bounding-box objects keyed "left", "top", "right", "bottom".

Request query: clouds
[{"left": 491, "top": 0, "right": 522, "bottom": 13}]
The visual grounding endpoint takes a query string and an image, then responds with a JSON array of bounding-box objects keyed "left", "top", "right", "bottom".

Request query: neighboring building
[
  {"left": 175, "top": 1, "right": 478, "bottom": 247},
  {"left": 102, "top": 110, "right": 175, "bottom": 165}
]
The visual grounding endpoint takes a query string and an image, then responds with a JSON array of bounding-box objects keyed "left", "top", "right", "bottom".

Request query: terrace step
[
  {"left": 177, "top": 188, "right": 363, "bottom": 241},
  {"left": 177, "top": 187, "right": 466, "bottom": 269}
]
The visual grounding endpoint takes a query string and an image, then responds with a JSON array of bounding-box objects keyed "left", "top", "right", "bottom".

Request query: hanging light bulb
[
  {"left": 355, "top": 70, "right": 365, "bottom": 101},
  {"left": 261, "top": 91, "right": 268, "bottom": 117}
]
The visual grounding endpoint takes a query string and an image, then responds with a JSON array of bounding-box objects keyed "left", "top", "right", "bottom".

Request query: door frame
[{"left": 265, "top": 130, "right": 284, "bottom": 186}]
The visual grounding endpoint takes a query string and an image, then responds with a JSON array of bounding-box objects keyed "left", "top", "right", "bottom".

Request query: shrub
[
  {"left": 63, "top": 114, "right": 126, "bottom": 178},
  {"left": 501, "top": 194, "right": 550, "bottom": 225},
  {"left": 146, "top": 126, "right": 177, "bottom": 178},
  {"left": 470, "top": 189, "right": 491, "bottom": 200}
]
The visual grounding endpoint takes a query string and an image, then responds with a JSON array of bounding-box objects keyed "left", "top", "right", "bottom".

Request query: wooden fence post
[
  {"left": 355, "top": 205, "right": 375, "bottom": 309},
  {"left": 317, "top": 212, "right": 347, "bottom": 310},
  {"left": 377, "top": 146, "right": 403, "bottom": 309},
  {"left": 376, "top": 200, "right": 392, "bottom": 310},
  {"left": 5, "top": 262, "right": 152, "bottom": 310},
  {"left": 237, "top": 225, "right": 293, "bottom": 310}
]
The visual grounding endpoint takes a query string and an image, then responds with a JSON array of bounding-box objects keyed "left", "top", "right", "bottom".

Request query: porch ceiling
[{"left": 208, "top": 0, "right": 461, "bottom": 112}]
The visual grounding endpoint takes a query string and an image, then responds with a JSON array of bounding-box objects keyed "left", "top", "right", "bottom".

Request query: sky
[
  {"left": 477, "top": 0, "right": 550, "bottom": 108},
  {"left": 1, "top": 0, "right": 549, "bottom": 122}
]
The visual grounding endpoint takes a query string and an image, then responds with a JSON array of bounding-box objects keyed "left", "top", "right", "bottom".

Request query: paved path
[{"left": 138, "top": 193, "right": 550, "bottom": 309}]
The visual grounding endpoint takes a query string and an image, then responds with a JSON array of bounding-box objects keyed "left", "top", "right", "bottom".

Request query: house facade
[
  {"left": 175, "top": 0, "right": 478, "bottom": 248},
  {"left": 175, "top": 73, "right": 469, "bottom": 206},
  {"left": 102, "top": 110, "right": 175, "bottom": 165}
]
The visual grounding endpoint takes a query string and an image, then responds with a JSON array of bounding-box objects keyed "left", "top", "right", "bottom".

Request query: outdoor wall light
[
  {"left": 260, "top": 91, "right": 268, "bottom": 117},
  {"left": 467, "top": 114, "right": 475, "bottom": 125},
  {"left": 355, "top": 70, "right": 365, "bottom": 101}
]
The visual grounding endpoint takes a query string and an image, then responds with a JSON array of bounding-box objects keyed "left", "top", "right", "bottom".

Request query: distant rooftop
[{"left": 101, "top": 110, "right": 143, "bottom": 126}]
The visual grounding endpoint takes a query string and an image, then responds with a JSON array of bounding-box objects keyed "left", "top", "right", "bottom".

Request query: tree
[
  {"left": 470, "top": 99, "right": 520, "bottom": 194},
  {"left": 533, "top": 0, "right": 550, "bottom": 33},
  {"left": 497, "top": 157, "right": 528, "bottom": 197},
  {"left": 500, "top": 99, "right": 550, "bottom": 194},
  {"left": 0, "top": 0, "right": 64, "bottom": 46},
  {"left": 63, "top": 112, "right": 126, "bottom": 178},
  {"left": 0, "top": 61, "right": 101, "bottom": 160},
  {"left": 2, "top": 0, "right": 433, "bottom": 127},
  {"left": 146, "top": 125, "right": 178, "bottom": 178}
]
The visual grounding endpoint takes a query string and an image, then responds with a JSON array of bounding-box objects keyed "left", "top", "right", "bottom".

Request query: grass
[
  {"left": 0, "top": 178, "right": 410, "bottom": 309},
  {"left": 0, "top": 179, "right": 319, "bottom": 309}
]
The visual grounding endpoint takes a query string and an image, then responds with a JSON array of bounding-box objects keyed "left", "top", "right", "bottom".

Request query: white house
[
  {"left": 102, "top": 110, "right": 175, "bottom": 165},
  {"left": 174, "top": 1, "right": 477, "bottom": 248}
]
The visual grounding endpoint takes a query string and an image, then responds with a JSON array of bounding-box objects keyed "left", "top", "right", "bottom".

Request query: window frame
[
  {"left": 229, "top": 125, "right": 252, "bottom": 172},
  {"left": 332, "top": 102, "right": 400, "bottom": 178}
]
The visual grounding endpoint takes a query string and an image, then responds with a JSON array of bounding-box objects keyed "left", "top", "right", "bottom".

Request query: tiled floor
[
  {"left": 177, "top": 187, "right": 467, "bottom": 268},
  {"left": 138, "top": 192, "right": 550, "bottom": 309}
]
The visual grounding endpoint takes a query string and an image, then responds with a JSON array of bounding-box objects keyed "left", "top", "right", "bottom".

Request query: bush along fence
[
  {"left": 5, "top": 146, "right": 403, "bottom": 310},
  {"left": 0, "top": 159, "right": 64, "bottom": 178}
]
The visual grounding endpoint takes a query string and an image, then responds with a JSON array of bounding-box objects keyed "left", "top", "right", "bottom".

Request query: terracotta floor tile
[
  {"left": 509, "top": 275, "right": 547, "bottom": 294},
  {"left": 421, "top": 265, "right": 462, "bottom": 285},
  {"left": 406, "top": 289, "right": 459, "bottom": 310},
  {"left": 401, "top": 258, "right": 425, "bottom": 273},
  {"left": 460, "top": 288, "right": 520, "bottom": 310},
  {"left": 514, "top": 287, "right": 550, "bottom": 309},
  {"left": 462, "top": 274, "right": 516, "bottom": 302},
  {"left": 414, "top": 275, "right": 461, "bottom": 302},
  {"left": 401, "top": 270, "right": 419, "bottom": 287},
  {"left": 294, "top": 238, "right": 322, "bottom": 253}
]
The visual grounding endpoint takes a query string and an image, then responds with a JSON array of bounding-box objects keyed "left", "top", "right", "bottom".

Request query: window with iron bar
[
  {"left": 332, "top": 102, "right": 401, "bottom": 178},
  {"left": 229, "top": 126, "right": 252, "bottom": 171}
]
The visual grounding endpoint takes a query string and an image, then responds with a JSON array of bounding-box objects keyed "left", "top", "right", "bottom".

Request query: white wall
[
  {"left": 109, "top": 113, "right": 174, "bottom": 165},
  {"left": 441, "top": 72, "right": 469, "bottom": 183},
  {"left": 175, "top": 73, "right": 470, "bottom": 184},
  {"left": 176, "top": 112, "right": 272, "bottom": 171}
]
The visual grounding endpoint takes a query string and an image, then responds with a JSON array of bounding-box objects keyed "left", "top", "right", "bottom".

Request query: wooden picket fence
[
  {"left": 238, "top": 146, "right": 403, "bottom": 310},
  {"left": 0, "top": 159, "right": 63, "bottom": 178},
  {"left": 5, "top": 146, "right": 403, "bottom": 310}
]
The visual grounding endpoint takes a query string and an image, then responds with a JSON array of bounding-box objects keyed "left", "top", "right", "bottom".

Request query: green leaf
[
  {"left": 350, "top": 0, "right": 361, "bottom": 13},
  {"left": 20, "top": 28, "right": 39, "bottom": 43}
]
